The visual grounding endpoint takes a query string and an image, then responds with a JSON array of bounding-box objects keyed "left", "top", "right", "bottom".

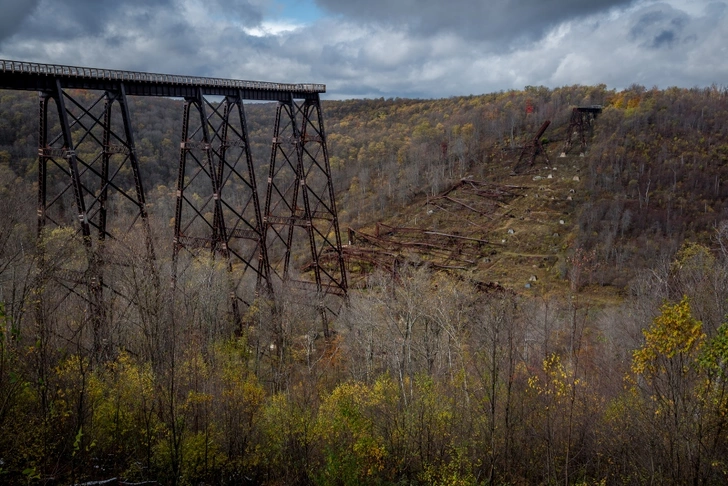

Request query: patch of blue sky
[{"left": 269, "top": 0, "right": 324, "bottom": 24}]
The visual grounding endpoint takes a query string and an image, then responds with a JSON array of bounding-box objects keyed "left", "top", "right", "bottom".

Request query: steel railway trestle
[{"left": 0, "top": 59, "right": 347, "bottom": 337}]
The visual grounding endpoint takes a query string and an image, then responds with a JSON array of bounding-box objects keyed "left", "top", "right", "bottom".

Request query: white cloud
[{"left": 244, "top": 20, "right": 306, "bottom": 37}]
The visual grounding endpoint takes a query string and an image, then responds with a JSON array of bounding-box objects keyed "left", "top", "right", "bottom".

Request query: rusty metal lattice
[
  {"left": 37, "top": 80, "right": 155, "bottom": 359},
  {"left": 172, "top": 89, "right": 273, "bottom": 327},
  {"left": 263, "top": 94, "right": 347, "bottom": 333},
  {"left": 4, "top": 59, "right": 345, "bottom": 341}
]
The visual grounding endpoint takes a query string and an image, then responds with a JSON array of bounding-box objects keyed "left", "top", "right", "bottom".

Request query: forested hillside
[{"left": 1, "top": 85, "right": 728, "bottom": 485}]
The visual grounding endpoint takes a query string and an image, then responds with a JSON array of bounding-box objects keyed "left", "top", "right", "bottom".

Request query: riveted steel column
[
  {"left": 116, "top": 82, "right": 157, "bottom": 265},
  {"left": 53, "top": 79, "right": 91, "bottom": 243},
  {"left": 37, "top": 92, "right": 50, "bottom": 237},
  {"left": 232, "top": 93, "right": 272, "bottom": 295},
  {"left": 172, "top": 98, "right": 192, "bottom": 274},
  {"left": 308, "top": 94, "right": 347, "bottom": 294}
]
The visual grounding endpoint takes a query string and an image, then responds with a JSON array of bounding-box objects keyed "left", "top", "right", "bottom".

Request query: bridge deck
[{"left": 0, "top": 59, "right": 325, "bottom": 100}]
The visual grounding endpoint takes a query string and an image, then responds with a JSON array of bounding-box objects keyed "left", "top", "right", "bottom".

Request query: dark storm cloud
[
  {"left": 209, "top": 0, "right": 266, "bottom": 24},
  {"left": 0, "top": 0, "right": 41, "bottom": 42},
  {"left": 629, "top": 6, "right": 689, "bottom": 49},
  {"left": 16, "top": 0, "right": 173, "bottom": 40},
  {"left": 8, "top": 0, "right": 264, "bottom": 43},
  {"left": 314, "top": 0, "right": 637, "bottom": 44},
  {"left": 652, "top": 29, "right": 676, "bottom": 47}
]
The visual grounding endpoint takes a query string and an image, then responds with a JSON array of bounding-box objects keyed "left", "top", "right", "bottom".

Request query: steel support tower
[
  {"left": 562, "top": 106, "right": 602, "bottom": 155},
  {"left": 173, "top": 88, "right": 272, "bottom": 326},
  {"left": 36, "top": 79, "right": 154, "bottom": 360},
  {"left": 263, "top": 94, "right": 347, "bottom": 335},
  {"left": 0, "top": 59, "right": 345, "bottom": 340}
]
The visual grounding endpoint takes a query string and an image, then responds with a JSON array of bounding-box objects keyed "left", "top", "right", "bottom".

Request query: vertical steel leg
[{"left": 38, "top": 93, "right": 50, "bottom": 237}]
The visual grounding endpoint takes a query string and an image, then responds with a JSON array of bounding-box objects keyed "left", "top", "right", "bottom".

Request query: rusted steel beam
[
  {"left": 440, "top": 196, "right": 488, "bottom": 215},
  {"left": 347, "top": 231, "right": 480, "bottom": 265},
  {"left": 375, "top": 223, "right": 489, "bottom": 245},
  {"left": 514, "top": 120, "right": 551, "bottom": 173},
  {"left": 423, "top": 231, "right": 489, "bottom": 244},
  {"left": 535, "top": 119, "right": 551, "bottom": 139}
]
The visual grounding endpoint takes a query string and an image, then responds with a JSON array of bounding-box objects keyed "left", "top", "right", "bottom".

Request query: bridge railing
[{"left": 0, "top": 59, "right": 325, "bottom": 93}]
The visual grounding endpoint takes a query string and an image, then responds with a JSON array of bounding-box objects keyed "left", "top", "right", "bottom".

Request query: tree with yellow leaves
[{"left": 631, "top": 296, "right": 727, "bottom": 484}]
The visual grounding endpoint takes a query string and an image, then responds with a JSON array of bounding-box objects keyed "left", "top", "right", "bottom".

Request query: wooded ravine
[{"left": 1, "top": 84, "right": 728, "bottom": 484}]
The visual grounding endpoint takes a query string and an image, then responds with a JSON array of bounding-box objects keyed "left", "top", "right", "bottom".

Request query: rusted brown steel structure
[
  {"left": 263, "top": 95, "right": 347, "bottom": 333},
  {"left": 562, "top": 106, "right": 602, "bottom": 155},
  {"left": 173, "top": 88, "right": 273, "bottom": 325},
  {"left": 0, "top": 59, "right": 345, "bottom": 333},
  {"left": 514, "top": 120, "right": 551, "bottom": 173}
]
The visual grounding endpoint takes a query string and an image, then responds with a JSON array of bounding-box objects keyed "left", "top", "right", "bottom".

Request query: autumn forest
[{"left": 1, "top": 84, "right": 728, "bottom": 484}]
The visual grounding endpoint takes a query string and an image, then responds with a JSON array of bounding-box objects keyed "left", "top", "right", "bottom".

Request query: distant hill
[
  {"left": 322, "top": 85, "right": 728, "bottom": 296},
  {"left": 2, "top": 84, "right": 728, "bottom": 296}
]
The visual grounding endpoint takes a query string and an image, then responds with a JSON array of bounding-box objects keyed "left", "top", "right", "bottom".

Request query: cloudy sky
[{"left": 0, "top": 0, "right": 726, "bottom": 99}]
